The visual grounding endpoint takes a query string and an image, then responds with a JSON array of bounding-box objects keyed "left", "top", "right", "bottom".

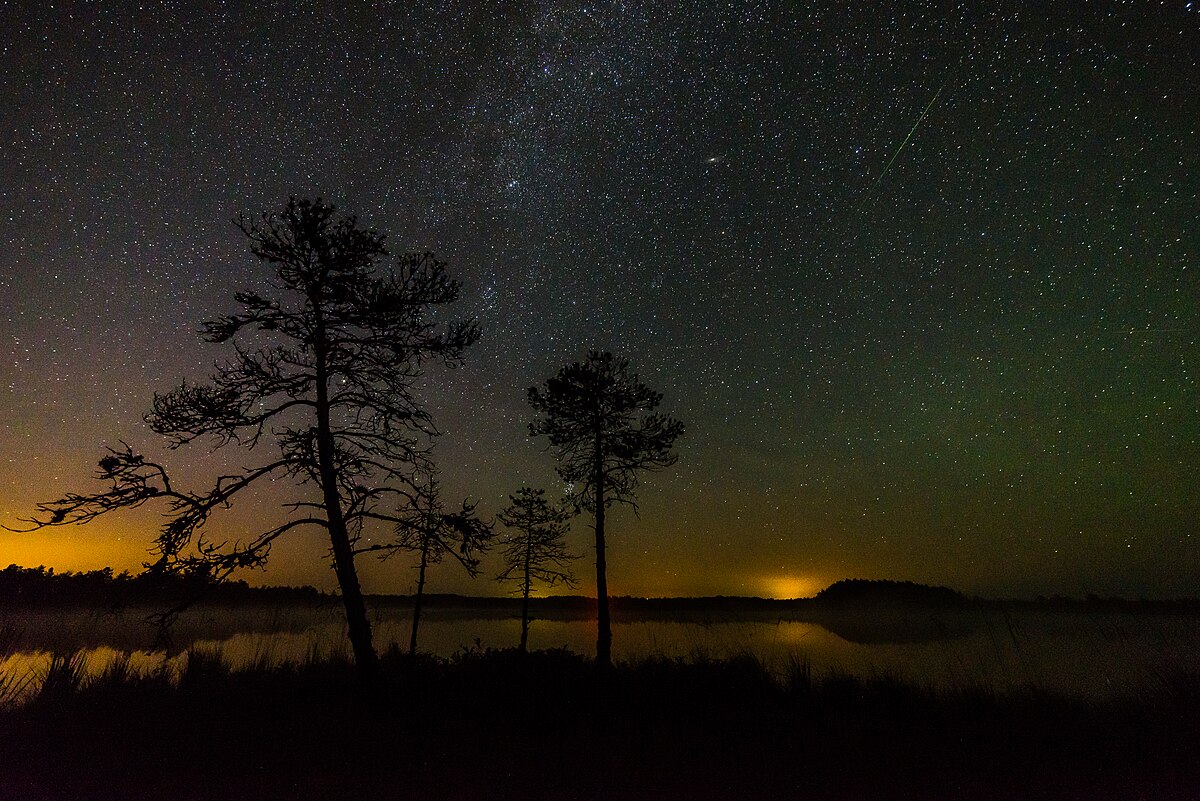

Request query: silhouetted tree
[
  {"left": 12, "top": 198, "right": 478, "bottom": 680},
  {"left": 528, "top": 351, "right": 683, "bottom": 667},
  {"left": 373, "top": 471, "right": 492, "bottom": 655},
  {"left": 496, "top": 487, "right": 576, "bottom": 652}
]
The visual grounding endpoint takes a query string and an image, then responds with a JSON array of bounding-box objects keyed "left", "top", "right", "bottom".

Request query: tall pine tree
[{"left": 528, "top": 352, "right": 683, "bottom": 667}]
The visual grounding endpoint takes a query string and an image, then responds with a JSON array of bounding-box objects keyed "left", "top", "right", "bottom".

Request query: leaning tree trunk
[
  {"left": 326, "top": 507, "right": 377, "bottom": 680},
  {"left": 409, "top": 534, "right": 430, "bottom": 656},
  {"left": 314, "top": 324, "right": 377, "bottom": 682},
  {"left": 593, "top": 437, "right": 612, "bottom": 669}
]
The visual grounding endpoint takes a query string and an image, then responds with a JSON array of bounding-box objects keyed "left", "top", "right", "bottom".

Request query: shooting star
[{"left": 856, "top": 74, "right": 954, "bottom": 213}]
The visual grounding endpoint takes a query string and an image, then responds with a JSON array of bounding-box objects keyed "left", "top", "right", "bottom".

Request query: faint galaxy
[{"left": 1, "top": 2, "right": 1198, "bottom": 598}]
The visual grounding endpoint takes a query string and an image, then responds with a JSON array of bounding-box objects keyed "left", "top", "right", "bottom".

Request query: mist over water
[{"left": 4, "top": 604, "right": 1198, "bottom": 702}]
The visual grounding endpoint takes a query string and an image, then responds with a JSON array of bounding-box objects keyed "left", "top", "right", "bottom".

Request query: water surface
[{"left": 3, "top": 603, "right": 1197, "bottom": 702}]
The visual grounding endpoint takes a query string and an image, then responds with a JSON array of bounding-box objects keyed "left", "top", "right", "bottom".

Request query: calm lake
[{"left": 3, "top": 602, "right": 1198, "bottom": 702}]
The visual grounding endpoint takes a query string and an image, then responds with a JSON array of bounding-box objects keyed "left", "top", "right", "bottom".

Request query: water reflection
[{"left": 3, "top": 606, "right": 1198, "bottom": 703}]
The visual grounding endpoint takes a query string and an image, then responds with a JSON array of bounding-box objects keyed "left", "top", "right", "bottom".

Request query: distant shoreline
[{"left": 3, "top": 564, "right": 1199, "bottom": 612}]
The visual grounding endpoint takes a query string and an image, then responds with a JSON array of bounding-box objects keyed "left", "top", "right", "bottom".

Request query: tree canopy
[
  {"left": 529, "top": 351, "right": 683, "bottom": 666},
  {"left": 377, "top": 471, "right": 493, "bottom": 654},
  {"left": 16, "top": 198, "right": 479, "bottom": 678},
  {"left": 497, "top": 486, "right": 576, "bottom": 652}
]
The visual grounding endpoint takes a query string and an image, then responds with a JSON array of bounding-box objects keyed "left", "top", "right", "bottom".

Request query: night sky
[{"left": 3, "top": 3, "right": 1198, "bottom": 599}]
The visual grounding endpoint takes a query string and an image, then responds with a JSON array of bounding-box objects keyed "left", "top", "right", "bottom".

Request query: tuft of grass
[
  {"left": 785, "top": 653, "right": 813, "bottom": 699},
  {"left": 92, "top": 651, "right": 134, "bottom": 687},
  {"left": 35, "top": 651, "right": 88, "bottom": 705},
  {"left": 0, "top": 667, "right": 35, "bottom": 709},
  {"left": 245, "top": 644, "right": 278, "bottom": 674},
  {"left": 178, "top": 646, "right": 230, "bottom": 687},
  {"left": 0, "top": 619, "right": 31, "bottom": 708}
]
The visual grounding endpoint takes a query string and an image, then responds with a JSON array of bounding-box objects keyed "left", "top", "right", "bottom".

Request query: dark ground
[{"left": 2, "top": 647, "right": 1198, "bottom": 801}]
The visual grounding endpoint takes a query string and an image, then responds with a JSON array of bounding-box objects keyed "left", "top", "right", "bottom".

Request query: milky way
[{"left": 2, "top": 3, "right": 1198, "bottom": 598}]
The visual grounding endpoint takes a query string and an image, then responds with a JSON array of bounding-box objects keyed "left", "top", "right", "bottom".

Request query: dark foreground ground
[{"left": 2, "top": 647, "right": 1198, "bottom": 801}]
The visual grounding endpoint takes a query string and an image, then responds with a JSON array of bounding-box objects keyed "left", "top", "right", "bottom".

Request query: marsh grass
[
  {"left": 3, "top": 605, "right": 1200, "bottom": 798},
  {"left": 0, "top": 667, "right": 34, "bottom": 708},
  {"left": 0, "top": 620, "right": 31, "bottom": 706},
  {"left": 1, "top": 643, "right": 1196, "bottom": 800},
  {"left": 34, "top": 651, "right": 89, "bottom": 705}
]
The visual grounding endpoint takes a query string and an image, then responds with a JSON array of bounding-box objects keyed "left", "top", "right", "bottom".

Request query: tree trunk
[
  {"left": 327, "top": 513, "right": 377, "bottom": 680},
  {"left": 594, "top": 439, "right": 611, "bottom": 669},
  {"left": 410, "top": 535, "right": 429, "bottom": 656},
  {"left": 313, "top": 322, "right": 377, "bottom": 682},
  {"left": 519, "top": 541, "right": 531, "bottom": 654}
]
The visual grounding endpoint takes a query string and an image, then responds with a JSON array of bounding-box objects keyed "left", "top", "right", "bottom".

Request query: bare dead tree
[
  {"left": 362, "top": 471, "right": 492, "bottom": 655},
  {"left": 496, "top": 487, "right": 576, "bottom": 653},
  {"left": 10, "top": 198, "right": 478, "bottom": 681},
  {"left": 528, "top": 351, "right": 683, "bottom": 668}
]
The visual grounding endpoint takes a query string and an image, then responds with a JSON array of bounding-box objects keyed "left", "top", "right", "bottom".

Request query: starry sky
[{"left": 2, "top": 2, "right": 1198, "bottom": 600}]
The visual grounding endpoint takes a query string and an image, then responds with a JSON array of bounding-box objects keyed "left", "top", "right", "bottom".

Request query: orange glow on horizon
[
  {"left": 759, "top": 574, "right": 824, "bottom": 600},
  {"left": 0, "top": 529, "right": 149, "bottom": 576}
]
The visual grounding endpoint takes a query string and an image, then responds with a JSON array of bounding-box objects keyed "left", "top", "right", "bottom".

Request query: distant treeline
[
  {"left": 2, "top": 565, "right": 1196, "bottom": 612},
  {"left": 815, "top": 578, "right": 967, "bottom": 606},
  {"left": 813, "top": 578, "right": 1200, "bottom": 612},
  {"left": 0, "top": 565, "right": 327, "bottom": 608}
]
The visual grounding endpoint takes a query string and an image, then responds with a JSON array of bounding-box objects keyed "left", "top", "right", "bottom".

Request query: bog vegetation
[{"left": 1, "top": 638, "right": 1197, "bottom": 800}]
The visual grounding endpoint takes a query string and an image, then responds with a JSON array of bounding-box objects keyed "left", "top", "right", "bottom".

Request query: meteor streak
[{"left": 857, "top": 75, "right": 953, "bottom": 212}]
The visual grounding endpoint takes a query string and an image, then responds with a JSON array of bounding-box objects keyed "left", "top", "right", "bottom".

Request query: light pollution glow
[{"left": 2, "top": 5, "right": 1198, "bottom": 602}]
